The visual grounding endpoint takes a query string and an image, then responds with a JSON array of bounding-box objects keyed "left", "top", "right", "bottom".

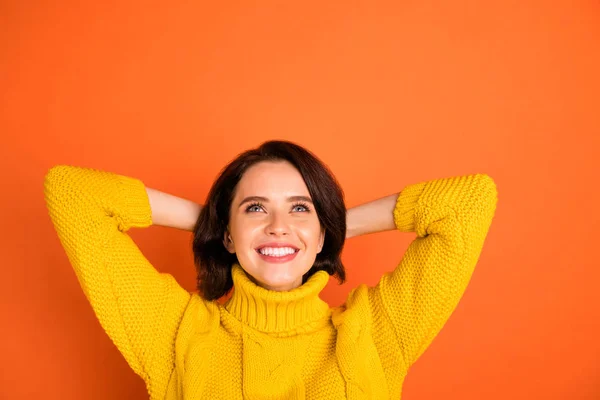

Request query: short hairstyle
[{"left": 192, "top": 140, "right": 347, "bottom": 300}]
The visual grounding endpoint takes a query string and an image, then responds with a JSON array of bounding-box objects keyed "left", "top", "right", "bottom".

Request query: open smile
[
  {"left": 255, "top": 249, "right": 299, "bottom": 263},
  {"left": 255, "top": 244, "right": 300, "bottom": 264}
]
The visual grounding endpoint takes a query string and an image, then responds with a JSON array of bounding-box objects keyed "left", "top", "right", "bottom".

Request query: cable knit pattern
[{"left": 44, "top": 165, "right": 498, "bottom": 399}]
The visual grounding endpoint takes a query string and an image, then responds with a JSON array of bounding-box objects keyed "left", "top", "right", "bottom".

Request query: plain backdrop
[{"left": 1, "top": 1, "right": 599, "bottom": 399}]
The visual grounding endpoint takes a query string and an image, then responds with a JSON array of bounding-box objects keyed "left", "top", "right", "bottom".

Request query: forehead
[{"left": 235, "top": 161, "right": 310, "bottom": 197}]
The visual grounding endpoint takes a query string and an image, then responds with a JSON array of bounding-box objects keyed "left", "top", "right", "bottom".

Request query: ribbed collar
[{"left": 224, "top": 263, "right": 331, "bottom": 335}]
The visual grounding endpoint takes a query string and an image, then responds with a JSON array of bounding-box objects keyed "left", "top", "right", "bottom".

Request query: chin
[
  {"left": 254, "top": 266, "right": 301, "bottom": 291},
  {"left": 244, "top": 258, "right": 312, "bottom": 291}
]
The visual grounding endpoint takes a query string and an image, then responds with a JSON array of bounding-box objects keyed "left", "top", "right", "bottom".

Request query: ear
[
  {"left": 223, "top": 230, "right": 236, "bottom": 254},
  {"left": 317, "top": 227, "right": 325, "bottom": 254}
]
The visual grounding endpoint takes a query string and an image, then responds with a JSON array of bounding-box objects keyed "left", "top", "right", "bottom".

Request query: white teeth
[{"left": 258, "top": 247, "right": 297, "bottom": 256}]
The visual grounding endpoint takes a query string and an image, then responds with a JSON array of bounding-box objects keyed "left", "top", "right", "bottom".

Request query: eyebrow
[{"left": 238, "top": 196, "right": 313, "bottom": 208}]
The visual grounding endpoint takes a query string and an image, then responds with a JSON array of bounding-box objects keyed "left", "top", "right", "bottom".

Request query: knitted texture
[{"left": 44, "top": 165, "right": 498, "bottom": 399}]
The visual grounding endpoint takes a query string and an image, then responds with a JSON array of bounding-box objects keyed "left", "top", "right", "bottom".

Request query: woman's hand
[{"left": 345, "top": 193, "right": 399, "bottom": 239}]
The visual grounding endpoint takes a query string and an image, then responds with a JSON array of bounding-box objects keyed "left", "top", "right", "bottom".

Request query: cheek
[
  {"left": 231, "top": 220, "right": 262, "bottom": 246},
  {"left": 298, "top": 223, "right": 322, "bottom": 247}
]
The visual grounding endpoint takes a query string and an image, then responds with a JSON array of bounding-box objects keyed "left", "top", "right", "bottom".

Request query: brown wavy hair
[{"left": 192, "top": 140, "right": 347, "bottom": 300}]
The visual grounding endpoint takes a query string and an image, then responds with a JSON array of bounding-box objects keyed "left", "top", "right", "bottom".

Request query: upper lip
[{"left": 255, "top": 242, "right": 300, "bottom": 250}]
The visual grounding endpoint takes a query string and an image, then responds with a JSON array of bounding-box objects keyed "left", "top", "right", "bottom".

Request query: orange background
[{"left": 2, "top": 2, "right": 599, "bottom": 399}]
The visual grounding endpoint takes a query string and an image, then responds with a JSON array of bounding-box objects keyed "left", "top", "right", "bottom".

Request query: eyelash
[{"left": 245, "top": 201, "right": 311, "bottom": 213}]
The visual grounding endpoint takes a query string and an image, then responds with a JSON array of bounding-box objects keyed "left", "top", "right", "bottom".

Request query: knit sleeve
[
  {"left": 43, "top": 165, "right": 192, "bottom": 392},
  {"left": 368, "top": 173, "right": 498, "bottom": 369}
]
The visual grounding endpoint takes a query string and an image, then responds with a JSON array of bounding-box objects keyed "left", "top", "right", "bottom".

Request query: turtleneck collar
[{"left": 224, "top": 263, "right": 331, "bottom": 335}]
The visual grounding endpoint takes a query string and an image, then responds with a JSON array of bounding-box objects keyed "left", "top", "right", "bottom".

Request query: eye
[
  {"left": 245, "top": 202, "right": 264, "bottom": 213},
  {"left": 292, "top": 202, "right": 311, "bottom": 212}
]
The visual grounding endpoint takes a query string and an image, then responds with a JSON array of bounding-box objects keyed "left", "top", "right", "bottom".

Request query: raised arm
[
  {"left": 361, "top": 174, "right": 498, "bottom": 369},
  {"left": 43, "top": 165, "right": 194, "bottom": 394},
  {"left": 145, "top": 186, "right": 202, "bottom": 231}
]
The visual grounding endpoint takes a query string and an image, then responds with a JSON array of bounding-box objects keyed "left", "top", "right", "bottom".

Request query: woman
[{"left": 43, "top": 140, "right": 498, "bottom": 399}]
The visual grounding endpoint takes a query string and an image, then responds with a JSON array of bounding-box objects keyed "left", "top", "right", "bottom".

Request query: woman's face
[{"left": 224, "top": 160, "right": 325, "bottom": 291}]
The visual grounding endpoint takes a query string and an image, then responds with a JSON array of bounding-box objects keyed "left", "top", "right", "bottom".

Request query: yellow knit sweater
[{"left": 43, "top": 165, "right": 497, "bottom": 399}]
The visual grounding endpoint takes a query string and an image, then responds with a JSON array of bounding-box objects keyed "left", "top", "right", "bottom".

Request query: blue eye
[
  {"left": 246, "top": 202, "right": 264, "bottom": 213},
  {"left": 292, "top": 202, "right": 310, "bottom": 212},
  {"left": 244, "top": 201, "right": 311, "bottom": 213}
]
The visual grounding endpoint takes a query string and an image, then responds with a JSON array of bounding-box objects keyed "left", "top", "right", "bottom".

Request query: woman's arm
[
  {"left": 145, "top": 187, "right": 202, "bottom": 231},
  {"left": 346, "top": 193, "right": 398, "bottom": 239},
  {"left": 350, "top": 174, "right": 498, "bottom": 372},
  {"left": 44, "top": 166, "right": 193, "bottom": 396}
]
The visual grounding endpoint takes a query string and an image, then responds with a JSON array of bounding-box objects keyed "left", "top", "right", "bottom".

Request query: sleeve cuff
[
  {"left": 116, "top": 175, "right": 153, "bottom": 229},
  {"left": 393, "top": 181, "right": 427, "bottom": 232}
]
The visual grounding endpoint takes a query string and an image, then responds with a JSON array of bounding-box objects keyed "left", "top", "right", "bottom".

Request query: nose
[{"left": 265, "top": 212, "right": 290, "bottom": 236}]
